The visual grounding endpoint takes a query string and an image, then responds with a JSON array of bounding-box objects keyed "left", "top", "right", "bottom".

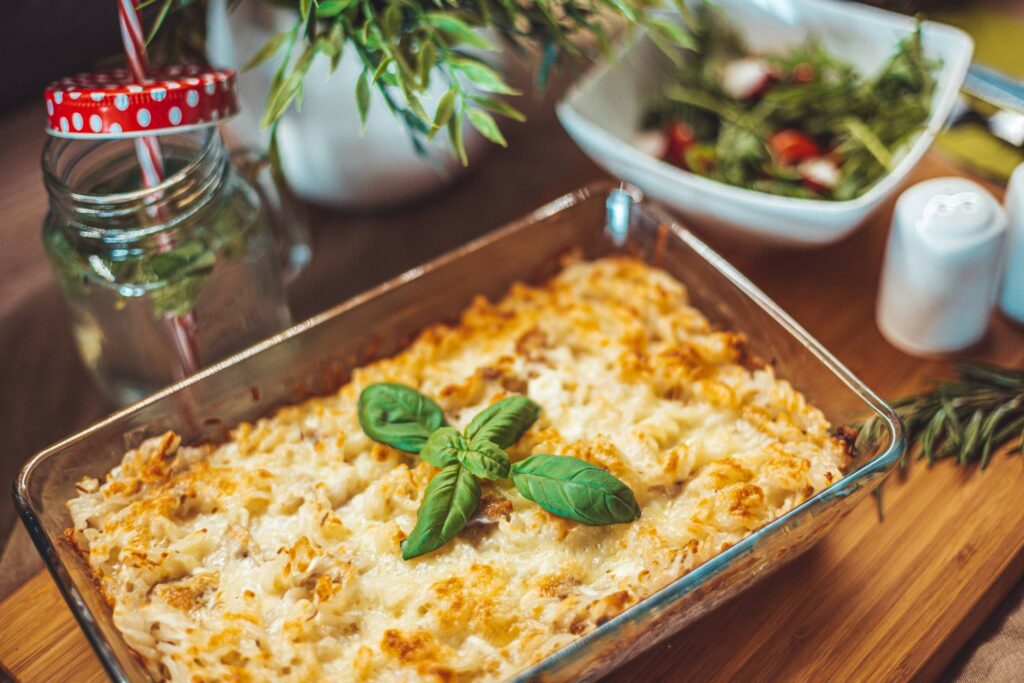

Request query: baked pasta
[{"left": 67, "top": 256, "right": 849, "bottom": 681}]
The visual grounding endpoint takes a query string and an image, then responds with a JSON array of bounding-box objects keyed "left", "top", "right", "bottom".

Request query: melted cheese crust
[{"left": 68, "top": 257, "right": 848, "bottom": 682}]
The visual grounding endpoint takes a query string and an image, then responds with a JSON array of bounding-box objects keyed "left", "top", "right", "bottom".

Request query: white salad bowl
[{"left": 556, "top": 0, "right": 974, "bottom": 247}]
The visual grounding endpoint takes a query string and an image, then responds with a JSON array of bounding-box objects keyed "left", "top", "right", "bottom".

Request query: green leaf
[
  {"left": 465, "top": 395, "right": 540, "bottom": 447},
  {"left": 261, "top": 72, "right": 301, "bottom": 128},
  {"left": 843, "top": 117, "right": 893, "bottom": 170},
  {"left": 959, "top": 409, "right": 984, "bottom": 464},
  {"left": 603, "top": 0, "right": 638, "bottom": 22},
  {"left": 399, "top": 81, "right": 432, "bottom": 124},
  {"left": 468, "top": 95, "right": 526, "bottom": 122},
  {"left": 538, "top": 41, "right": 558, "bottom": 89},
  {"left": 144, "top": 0, "right": 173, "bottom": 46},
  {"left": 319, "top": 22, "right": 346, "bottom": 74},
  {"left": 671, "top": 0, "right": 697, "bottom": 28},
  {"left": 420, "top": 426, "right": 464, "bottom": 468},
  {"left": 356, "top": 68, "right": 371, "bottom": 131},
  {"left": 421, "top": 427, "right": 511, "bottom": 479},
  {"left": 979, "top": 403, "right": 1013, "bottom": 469},
  {"left": 417, "top": 41, "right": 436, "bottom": 88},
  {"left": 468, "top": 108, "right": 507, "bottom": 147},
  {"left": 149, "top": 244, "right": 216, "bottom": 280},
  {"left": 511, "top": 454, "right": 640, "bottom": 525},
  {"left": 463, "top": 439, "right": 511, "bottom": 480},
  {"left": 150, "top": 273, "right": 210, "bottom": 317},
  {"left": 304, "top": 0, "right": 318, "bottom": 42},
  {"left": 424, "top": 13, "right": 494, "bottom": 50},
  {"left": 644, "top": 16, "right": 695, "bottom": 51},
  {"left": 357, "top": 383, "right": 446, "bottom": 453},
  {"left": 430, "top": 87, "right": 458, "bottom": 139},
  {"left": 244, "top": 31, "right": 291, "bottom": 72},
  {"left": 262, "top": 20, "right": 301, "bottom": 127},
  {"left": 383, "top": 4, "right": 402, "bottom": 38},
  {"left": 261, "top": 44, "right": 315, "bottom": 128},
  {"left": 451, "top": 57, "right": 519, "bottom": 95},
  {"left": 449, "top": 100, "right": 467, "bottom": 165},
  {"left": 299, "top": 0, "right": 312, "bottom": 22},
  {"left": 371, "top": 57, "right": 392, "bottom": 85},
  {"left": 315, "top": 0, "right": 351, "bottom": 18},
  {"left": 402, "top": 463, "right": 480, "bottom": 559}
]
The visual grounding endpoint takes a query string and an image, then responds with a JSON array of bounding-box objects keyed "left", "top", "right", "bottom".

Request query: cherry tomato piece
[
  {"left": 791, "top": 62, "right": 816, "bottom": 83},
  {"left": 664, "top": 120, "right": 695, "bottom": 167},
  {"left": 684, "top": 143, "right": 716, "bottom": 175},
  {"left": 769, "top": 129, "right": 821, "bottom": 165}
]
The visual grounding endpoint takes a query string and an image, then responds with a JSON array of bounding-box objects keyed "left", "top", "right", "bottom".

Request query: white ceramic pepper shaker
[
  {"left": 998, "top": 163, "right": 1024, "bottom": 324},
  {"left": 877, "top": 177, "right": 1008, "bottom": 356}
]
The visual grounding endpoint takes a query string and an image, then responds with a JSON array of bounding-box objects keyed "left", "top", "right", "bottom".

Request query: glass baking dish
[{"left": 15, "top": 182, "right": 903, "bottom": 682}]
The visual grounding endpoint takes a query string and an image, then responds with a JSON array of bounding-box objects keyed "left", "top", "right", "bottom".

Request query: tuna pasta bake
[{"left": 67, "top": 256, "right": 849, "bottom": 682}]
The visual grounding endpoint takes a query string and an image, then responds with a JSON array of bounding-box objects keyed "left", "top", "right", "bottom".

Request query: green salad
[{"left": 639, "top": 9, "right": 939, "bottom": 200}]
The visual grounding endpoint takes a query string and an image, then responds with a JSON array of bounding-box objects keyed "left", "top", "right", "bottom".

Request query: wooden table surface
[{"left": 1, "top": 94, "right": 1024, "bottom": 681}]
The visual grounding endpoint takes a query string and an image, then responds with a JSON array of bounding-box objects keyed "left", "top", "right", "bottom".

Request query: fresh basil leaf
[
  {"left": 511, "top": 454, "right": 640, "bottom": 525},
  {"left": 465, "top": 396, "right": 541, "bottom": 448},
  {"left": 420, "top": 426, "right": 463, "bottom": 468},
  {"left": 422, "top": 428, "right": 510, "bottom": 479},
  {"left": 358, "top": 383, "right": 446, "bottom": 453},
  {"left": 462, "top": 438, "right": 510, "bottom": 480},
  {"left": 402, "top": 463, "right": 480, "bottom": 560}
]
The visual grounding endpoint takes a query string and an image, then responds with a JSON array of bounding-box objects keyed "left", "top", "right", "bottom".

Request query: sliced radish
[
  {"left": 798, "top": 157, "right": 842, "bottom": 193},
  {"left": 633, "top": 130, "right": 667, "bottom": 158},
  {"left": 721, "top": 58, "right": 775, "bottom": 100}
]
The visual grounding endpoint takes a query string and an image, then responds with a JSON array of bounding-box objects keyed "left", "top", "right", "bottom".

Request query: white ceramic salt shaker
[
  {"left": 877, "top": 177, "right": 1008, "bottom": 356},
  {"left": 998, "top": 163, "right": 1024, "bottom": 324}
]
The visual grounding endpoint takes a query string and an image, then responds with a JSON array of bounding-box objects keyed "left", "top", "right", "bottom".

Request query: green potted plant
[{"left": 149, "top": 0, "right": 691, "bottom": 207}]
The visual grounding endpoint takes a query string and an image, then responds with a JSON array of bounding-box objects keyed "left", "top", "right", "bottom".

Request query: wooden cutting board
[{"left": 2, "top": 154, "right": 1023, "bottom": 682}]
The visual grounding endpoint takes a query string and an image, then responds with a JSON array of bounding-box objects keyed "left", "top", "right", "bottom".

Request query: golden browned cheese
[{"left": 67, "top": 257, "right": 848, "bottom": 682}]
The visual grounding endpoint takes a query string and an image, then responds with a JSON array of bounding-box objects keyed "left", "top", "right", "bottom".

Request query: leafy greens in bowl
[
  {"left": 639, "top": 7, "right": 937, "bottom": 201},
  {"left": 557, "top": 0, "right": 974, "bottom": 247}
]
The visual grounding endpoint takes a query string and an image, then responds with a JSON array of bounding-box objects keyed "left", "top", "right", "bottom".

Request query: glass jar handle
[{"left": 230, "top": 149, "right": 312, "bottom": 284}]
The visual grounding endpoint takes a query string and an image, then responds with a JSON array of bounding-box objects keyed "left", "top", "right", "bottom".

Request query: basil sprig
[
  {"left": 358, "top": 383, "right": 641, "bottom": 560},
  {"left": 422, "top": 427, "right": 511, "bottom": 479},
  {"left": 357, "top": 382, "right": 446, "bottom": 453},
  {"left": 511, "top": 454, "right": 641, "bottom": 525}
]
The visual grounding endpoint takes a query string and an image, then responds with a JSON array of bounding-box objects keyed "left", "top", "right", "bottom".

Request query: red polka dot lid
[{"left": 44, "top": 64, "right": 238, "bottom": 139}]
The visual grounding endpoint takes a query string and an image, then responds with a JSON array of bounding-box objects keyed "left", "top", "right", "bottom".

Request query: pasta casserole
[{"left": 67, "top": 256, "right": 849, "bottom": 681}]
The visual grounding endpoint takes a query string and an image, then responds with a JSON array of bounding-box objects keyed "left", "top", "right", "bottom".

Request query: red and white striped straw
[
  {"left": 118, "top": 0, "right": 166, "bottom": 184},
  {"left": 117, "top": 0, "right": 151, "bottom": 77},
  {"left": 118, "top": 0, "right": 202, "bottom": 377}
]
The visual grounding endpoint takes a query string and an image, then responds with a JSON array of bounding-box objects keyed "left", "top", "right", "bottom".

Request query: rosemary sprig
[{"left": 858, "top": 362, "right": 1024, "bottom": 469}]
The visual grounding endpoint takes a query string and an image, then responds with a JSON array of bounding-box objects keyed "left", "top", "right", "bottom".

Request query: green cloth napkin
[{"left": 932, "top": 7, "right": 1024, "bottom": 181}]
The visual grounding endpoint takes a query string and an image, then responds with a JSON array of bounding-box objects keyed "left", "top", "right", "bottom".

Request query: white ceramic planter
[{"left": 206, "top": 0, "right": 487, "bottom": 208}]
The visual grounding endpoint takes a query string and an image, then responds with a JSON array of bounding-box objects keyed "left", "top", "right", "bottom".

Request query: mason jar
[{"left": 42, "top": 127, "right": 293, "bottom": 405}]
